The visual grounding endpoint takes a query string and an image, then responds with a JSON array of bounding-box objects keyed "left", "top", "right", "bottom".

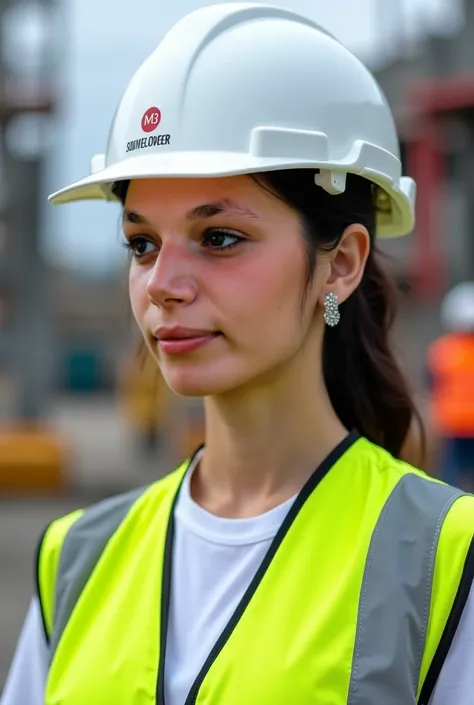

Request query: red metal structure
[{"left": 406, "top": 75, "right": 474, "bottom": 300}]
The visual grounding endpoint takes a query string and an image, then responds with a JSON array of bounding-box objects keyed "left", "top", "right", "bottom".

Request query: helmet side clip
[{"left": 314, "top": 170, "right": 347, "bottom": 195}]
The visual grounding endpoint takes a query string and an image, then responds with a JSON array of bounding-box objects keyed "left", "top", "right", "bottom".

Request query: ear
[{"left": 318, "top": 224, "right": 371, "bottom": 307}]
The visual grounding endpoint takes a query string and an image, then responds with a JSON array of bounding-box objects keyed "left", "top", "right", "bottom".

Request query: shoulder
[
  {"left": 39, "top": 462, "right": 187, "bottom": 553},
  {"left": 360, "top": 438, "right": 474, "bottom": 544},
  {"left": 37, "top": 487, "right": 145, "bottom": 586},
  {"left": 350, "top": 435, "right": 427, "bottom": 482},
  {"left": 354, "top": 435, "right": 472, "bottom": 505},
  {"left": 35, "top": 462, "right": 188, "bottom": 639}
]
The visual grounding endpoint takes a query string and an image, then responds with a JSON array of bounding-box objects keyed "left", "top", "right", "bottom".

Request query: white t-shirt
[{"left": 2, "top": 455, "right": 474, "bottom": 704}]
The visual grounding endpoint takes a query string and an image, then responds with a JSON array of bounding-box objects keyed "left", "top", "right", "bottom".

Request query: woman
[{"left": 3, "top": 4, "right": 474, "bottom": 705}]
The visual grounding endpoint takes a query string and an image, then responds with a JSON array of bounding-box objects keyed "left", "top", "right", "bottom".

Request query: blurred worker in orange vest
[{"left": 427, "top": 282, "right": 474, "bottom": 488}]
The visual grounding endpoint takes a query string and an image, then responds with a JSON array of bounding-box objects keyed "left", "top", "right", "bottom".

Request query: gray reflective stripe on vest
[
  {"left": 50, "top": 486, "right": 147, "bottom": 657},
  {"left": 348, "top": 473, "right": 464, "bottom": 705},
  {"left": 49, "top": 471, "right": 465, "bottom": 703}
]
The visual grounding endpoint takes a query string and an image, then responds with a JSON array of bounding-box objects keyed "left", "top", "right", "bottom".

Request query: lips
[
  {"left": 155, "top": 326, "right": 218, "bottom": 341},
  {"left": 154, "top": 327, "right": 221, "bottom": 355}
]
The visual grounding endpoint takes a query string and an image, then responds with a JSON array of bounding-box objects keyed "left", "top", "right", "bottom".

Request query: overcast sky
[{"left": 34, "top": 0, "right": 463, "bottom": 276}]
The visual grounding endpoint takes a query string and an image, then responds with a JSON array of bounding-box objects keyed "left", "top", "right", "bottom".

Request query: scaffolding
[{"left": 0, "top": 0, "right": 59, "bottom": 421}]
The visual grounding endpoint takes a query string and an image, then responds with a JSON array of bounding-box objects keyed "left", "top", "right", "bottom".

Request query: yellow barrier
[{"left": 0, "top": 428, "right": 67, "bottom": 492}]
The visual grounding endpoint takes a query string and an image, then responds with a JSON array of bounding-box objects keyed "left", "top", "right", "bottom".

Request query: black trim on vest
[
  {"left": 155, "top": 429, "right": 360, "bottom": 705},
  {"left": 156, "top": 444, "right": 205, "bottom": 705},
  {"left": 418, "top": 534, "right": 474, "bottom": 705},
  {"left": 35, "top": 521, "right": 55, "bottom": 645}
]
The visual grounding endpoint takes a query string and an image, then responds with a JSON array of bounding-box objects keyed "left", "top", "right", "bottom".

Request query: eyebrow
[{"left": 123, "top": 198, "right": 260, "bottom": 225}]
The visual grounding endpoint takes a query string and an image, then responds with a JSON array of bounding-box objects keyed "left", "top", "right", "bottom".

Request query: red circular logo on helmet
[{"left": 141, "top": 107, "right": 162, "bottom": 133}]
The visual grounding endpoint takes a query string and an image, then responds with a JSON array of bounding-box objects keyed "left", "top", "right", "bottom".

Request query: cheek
[
  {"left": 128, "top": 265, "right": 149, "bottom": 325},
  {"left": 219, "top": 245, "right": 307, "bottom": 336}
]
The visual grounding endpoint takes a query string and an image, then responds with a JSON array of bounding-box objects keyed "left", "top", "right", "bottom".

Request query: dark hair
[{"left": 112, "top": 172, "right": 425, "bottom": 464}]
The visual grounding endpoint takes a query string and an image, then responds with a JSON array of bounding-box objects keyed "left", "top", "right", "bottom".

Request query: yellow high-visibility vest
[{"left": 37, "top": 433, "right": 474, "bottom": 705}]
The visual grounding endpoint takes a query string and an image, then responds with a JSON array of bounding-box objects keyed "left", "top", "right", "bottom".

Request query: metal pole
[
  {"left": 0, "top": 0, "right": 10, "bottom": 212},
  {"left": 0, "top": 0, "right": 57, "bottom": 421},
  {"left": 7, "top": 154, "right": 54, "bottom": 419}
]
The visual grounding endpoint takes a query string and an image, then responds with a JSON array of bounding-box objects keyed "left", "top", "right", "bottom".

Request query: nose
[{"left": 146, "top": 241, "right": 198, "bottom": 309}]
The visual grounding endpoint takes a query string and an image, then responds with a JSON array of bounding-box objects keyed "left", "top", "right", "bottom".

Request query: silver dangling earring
[{"left": 324, "top": 292, "right": 340, "bottom": 327}]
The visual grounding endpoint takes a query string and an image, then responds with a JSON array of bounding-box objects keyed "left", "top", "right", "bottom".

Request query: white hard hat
[
  {"left": 48, "top": 2, "right": 416, "bottom": 238},
  {"left": 441, "top": 282, "right": 474, "bottom": 332}
]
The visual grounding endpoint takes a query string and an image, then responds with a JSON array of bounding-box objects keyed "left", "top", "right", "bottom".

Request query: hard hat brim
[
  {"left": 49, "top": 151, "right": 293, "bottom": 203},
  {"left": 48, "top": 150, "right": 415, "bottom": 238}
]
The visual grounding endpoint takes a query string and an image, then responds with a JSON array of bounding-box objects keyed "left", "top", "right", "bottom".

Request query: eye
[
  {"left": 203, "top": 228, "right": 244, "bottom": 252},
  {"left": 123, "top": 236, "right": 158, "bottom": 259}
]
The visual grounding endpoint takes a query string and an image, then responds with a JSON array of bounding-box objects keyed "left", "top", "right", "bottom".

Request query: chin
[{"left": 162, "top": 363, "right": 251, "bottom": 398}]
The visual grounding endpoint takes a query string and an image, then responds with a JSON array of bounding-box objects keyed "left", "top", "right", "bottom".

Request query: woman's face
[{"left": 125, "top": 175, "right": 328, "bottom": 397}]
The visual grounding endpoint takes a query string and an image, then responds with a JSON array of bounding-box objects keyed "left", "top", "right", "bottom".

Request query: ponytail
[{"left": 323, "top": 247, "right": 424, "bottom": 462}]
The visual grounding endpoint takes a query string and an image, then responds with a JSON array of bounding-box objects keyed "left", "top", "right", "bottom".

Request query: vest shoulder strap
[
  {"left": 36, "top": 458, "right": 191, "bottom": 659},
  {"left": 36, "top": 486, "right": 148, "bottom": 653},
  {"left": 36, "top": 509, "right": 84, "bottom": 640}
]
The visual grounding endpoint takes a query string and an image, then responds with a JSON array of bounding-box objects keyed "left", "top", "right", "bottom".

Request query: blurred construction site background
[{"left": 1, "top": 0, "right": 473, "bottom": 690}]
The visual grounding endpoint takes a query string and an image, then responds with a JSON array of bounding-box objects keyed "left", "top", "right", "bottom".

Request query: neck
[{"left": 192, "top": 349, "right": 348, "bottom": 518}]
